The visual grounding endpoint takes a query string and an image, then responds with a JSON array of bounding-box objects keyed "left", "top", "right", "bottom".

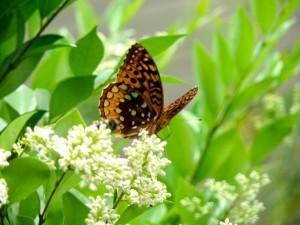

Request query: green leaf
[
  {"left": 0, "top": 100, "right": 19, "bottom": 123},
  {"left": 175, "top": 178, "right": 203, "bottom": 225},
  {"left": 49, "top": 76, "right": 96, "bottom": 120},
  {"left": 69, "top": 27, "right": 104, "bottom": 75},
  {"left": 161, "top": 113, "right": 198, "bottom": 177},
  {"left": 0, "top": 111, "right": 41, "bottom": 149},
  {"left": 194, "top": 128, "right": 248, "bottom": 182},
  {"left": 251, "top": 113, "right": 299, "bottom": 164},
  {"left": 75, "top": 0, "right": 98, "bottom": 35},
  {"left": 16, "top": 216, "right": 35, "bottom": 225},
  {"left": 0, "top": 11, "right": 17, "bottom": 42},
  {"left": 105, "top": 0, "right": 142, "bottom": 33},
  {"left": 161, "top": 75, "right": 185, "bottom": 84},
  {"left": 251, "top": 0, "right": 278, "bottom": 33},
  {"left": 4, "top": 85, "right": 37, "bottom": 114},
  {"left": 194, "top": 41, "right": 222, "bottom": 124},
  {"left": 139, "top": 34, "right": 185, "bottom": 56},
  {"left": 35, "top": 88, "right": 51, "bottom": 111},
  {"left": 213, "top": 32, "right": 236, "bottom": 87},
  {"left": 230, "top": 77, "right": 277, "bottom": 113},
  {"left": 0, "top": 35, "right": 64, "bottom": 98},
  {"left": 120, "top": 0, "right": 144, "bottom": 28},
  {"left": 43, "top": 200, "right": 64, "bottom": 225},
  {"left": 54, "top": 108, "right": 86, "bottom": 136},
  {"left": 230, "top": 8, "right": 255, "bottom": 73},
  {"left": 116, "top": 205, "right": 149, "bottom": 225},
  {"left": 38, "top": 0, "right": 63, "bottom": 18},
  {"left": 49, "top": 171, "right": 81, "bottom": 205},
  {"left": 2, "top": 157, "right": 50, "bottom": 203},
  {"left": 27, "top": 10, "right": 41, "bottom": 39},
  {"left": 31, "top": 47, "right": 73, "bottom": 92},
  {"left": 19, "top": 192, "right": 40, "bottom": 219},
  {"left": 63, "top": 191, "right": 89, "bottom": 225}
]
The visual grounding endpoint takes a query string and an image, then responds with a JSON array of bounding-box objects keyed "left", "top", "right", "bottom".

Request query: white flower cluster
[
  {"left": 0, "top": 149, "right": 11, "bottom": 169},
  {"left": 123, "top": 130, "right": 171, "bottom": 206},
  {"left": 57, "top": 123, "right": 131, "bottom": 191},
  {"left": 85, "top": 196, "right": 119, "bottom": 225},
  {"left": 0, "top": 178, "right": 9, "bottom": 208},
  {"left": 180, "top": 196, "right": 213, "bottom": 220},
  {"left": 16, "top": 122, "right": 171, "bottom": 223},
  {"left": 230, "top": 171, "right": 270, "bottom": 224},
  {"left": 291, "top": 84, "right": 300, "bottom": 113},
  {"left": 219, "top": 218, "right": 237, "bottom": 225},
  {"left": 204, "top": 179, "right": 237, "bottom": 203},
  {"left": 15, "top": 126, "right": 57, "bottom": 169},
  {"left": 197, "top": 171, "right": 269, "bottom": 225},
  {"left": 263, "top": 94, "right": 285, "bottom": 119}
]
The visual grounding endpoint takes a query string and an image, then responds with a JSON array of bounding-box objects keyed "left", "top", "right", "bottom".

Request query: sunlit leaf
[
  {"left": 116, "top": 205, "right": 149, "bottom": 225},
  {"left": 0, "top": 111, "right": 43, "bottom": 149},
  {"left": 75, "top": 0, "right": 98, "bottom": 35},
  {"left": 69, "top": 27, "right": 104, "bottom": 75},
  {"left": 140, "top": 34, "right": 185, "bottom": 56},
  {"left": 4, "top": 85, "right": 37, "bottom": 114},
  {"left": 31, "top": 47, "right": 73, "bottom": 92},
  {"left": 213, "top": 32, "right": 236, "bottom": 87},
  {"left": 251, "top": 0, "right": 278, "bottom": 33},
  {"left": 193, "top": 41, "right": 223, "bottom": 124},
  {"left": 54, "top": 108, "right": 86, "bottom": 136},
  {"left": 230, "top": 8, "right": 255, "bottom": 73},
  {"left": 50, "top": 76, "right": 96, "bottom": 120}
]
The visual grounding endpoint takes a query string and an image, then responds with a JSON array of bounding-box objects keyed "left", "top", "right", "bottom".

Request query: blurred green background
[{"left": 0, "top": 0, "right": 300, "bottom": 224}]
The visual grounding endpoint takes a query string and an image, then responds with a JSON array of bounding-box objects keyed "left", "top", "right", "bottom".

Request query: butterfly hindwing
[
  {"left": 99, "top": 82, "right": 157, "bottom": 137},
  {"left": 117, "top": 43, "right": 164, "bottom": 116}
]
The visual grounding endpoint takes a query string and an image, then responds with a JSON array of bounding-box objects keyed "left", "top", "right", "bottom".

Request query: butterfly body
[{"left": 99, "top": 43, "right": 198, "bottom": 138}]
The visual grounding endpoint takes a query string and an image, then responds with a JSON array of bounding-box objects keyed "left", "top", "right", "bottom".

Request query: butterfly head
[{"left": 107, "top": 119, "right": 117, "bottom": 131}]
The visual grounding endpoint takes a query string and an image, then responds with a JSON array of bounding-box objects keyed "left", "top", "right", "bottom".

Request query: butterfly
[{"left": 99, "top": 43, "right": 198, "bottom": 138}]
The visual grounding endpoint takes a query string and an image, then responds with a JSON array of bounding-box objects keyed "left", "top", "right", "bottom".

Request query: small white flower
[
  {"left": 85, "top": 196, "right": 119, "bottom": 225},
  {"left": 180, "top": 196, "right": 213, "bottom": 220},
  {"left": 19, "top": 126, "right": 57, "bottom": 169},
  {"left": 0, "top": 149, "right": 11, "bottom": 169},
  {"left": 58, "top": 122, "right": 132, "bottom": 191},
  {"left": 123, "top": 130, "right": 171, "bottom": 206},
  {"left": 204, "top": 179, "right": 237, "bottom": 202},
  {"left": 0, "top": 178, "right": 9, "bottom": 208},
  {"left": 126, "top": 176, "right": 170, "bottom": 207},
  {"left": 219, "top": 218, "right": 237, "bottom": 225},
  {"left": 230, "top": 171, "right": 270, "bottom": 224}
]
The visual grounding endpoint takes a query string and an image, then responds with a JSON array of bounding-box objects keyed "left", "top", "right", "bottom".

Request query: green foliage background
[{"left": 0, "top": 0, "right": 300, "bottom": 224}]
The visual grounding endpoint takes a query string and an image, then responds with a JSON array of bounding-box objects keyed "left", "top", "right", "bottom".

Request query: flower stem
[
  {"left": 0, "top": 0, "right": 71, "bottom": 83},
  {"left": 38, "top": 172, "right": 67, "bottom": 225},
  {"left": 113, "top": 191, "right": 125, "bottom": 209}
]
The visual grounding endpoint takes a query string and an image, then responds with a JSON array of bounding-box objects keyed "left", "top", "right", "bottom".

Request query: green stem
[
  {"left": 113, "top": 191, "right": 125, "bottom": 209},
  {"left": 38, "top": 172, "right": 67, "bottom": 225},
  {"left": 0, "top": 0, "right": 71, "bottom": 83}
]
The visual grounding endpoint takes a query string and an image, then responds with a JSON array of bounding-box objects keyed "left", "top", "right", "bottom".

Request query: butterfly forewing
[
  {"left": 157, "top": 87, "right": 199, "bottom": 132},
  {"left": 117, "top": 43, "right": 164, "bottom": 116}
]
